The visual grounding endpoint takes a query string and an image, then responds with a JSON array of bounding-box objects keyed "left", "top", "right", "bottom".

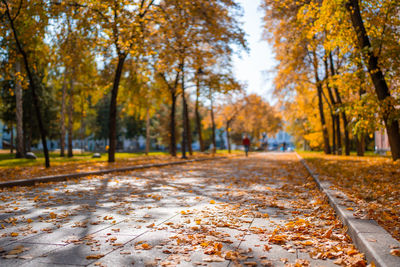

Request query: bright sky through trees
[{"left": 232, "top": 0, "right": 276, "bottom": 101}]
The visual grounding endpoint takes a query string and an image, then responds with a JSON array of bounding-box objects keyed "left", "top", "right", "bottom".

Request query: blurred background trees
[{"left": 0, "top": 0, "right": 279, "bottom": 167}]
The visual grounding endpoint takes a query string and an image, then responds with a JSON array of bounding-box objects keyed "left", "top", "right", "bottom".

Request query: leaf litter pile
[
  {"left": 301, "top": 152, "right": 400, "bottom": 243},
  {"left": 0, "top": 153, "right": 368, "bottom": 266}
]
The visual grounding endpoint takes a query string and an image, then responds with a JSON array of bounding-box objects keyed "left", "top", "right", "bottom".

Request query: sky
[{"left": 232, "top": 0, "right": 276, "bottom": 102}]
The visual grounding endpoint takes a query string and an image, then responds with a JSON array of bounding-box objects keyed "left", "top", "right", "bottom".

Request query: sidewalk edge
[
  {"left": 295, "top": 152, "right": 400, "bottom": 267},
  {"left": 0, "top": 157, "right": 226, "bottom": 189}
]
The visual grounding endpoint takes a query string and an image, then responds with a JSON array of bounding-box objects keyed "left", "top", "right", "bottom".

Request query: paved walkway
[{"left": 0, "top": 153, "right": 365, "bottom": 266}]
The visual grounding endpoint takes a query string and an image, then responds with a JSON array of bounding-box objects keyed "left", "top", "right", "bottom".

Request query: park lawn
[
  {"left": 299, "top": 151, "right": 400, "bottom": 242},
  {"left": 0, "top": 150, "right": 240, "bottom": 183},
  {"left": 0, "top": 151, "right": 169, "bottom": 168}
]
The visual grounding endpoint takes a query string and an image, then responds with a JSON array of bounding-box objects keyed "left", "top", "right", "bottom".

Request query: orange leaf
[
  {"left": 391, "top": 249, "right": 400, "bottom": 257},
  {"left": 141, "top": 243, "right": 152, "bottom": 250},
  {"left": 86, "top": 254, "right": 104, "bottom": 260}
]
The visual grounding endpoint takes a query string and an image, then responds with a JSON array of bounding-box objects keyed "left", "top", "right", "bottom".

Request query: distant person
[
  {"left": 282, "top": 142, "right": 287, "bottom": 152},
  {"left": 242, "top": 134, "right": 250, "bottom": 157}
]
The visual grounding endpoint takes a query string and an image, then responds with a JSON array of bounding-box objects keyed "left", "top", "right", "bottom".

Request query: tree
[
  {"left": 153, "top": 0, "right": 246, "bottom": 156},
  {"left": 229, "top": 94, "right": 282, "bottom": 146},
  {"left": 261, "top": 0, "right": 400, "bottom": 158},
  {"left": 215, "top": 91, "right": 246, "bottom": 153},
  {"left": 345, "top": 0, "right": 400, "bottom": 160},
  {"left": 74, "top": 0, "right": 156, "bottom": 162},
  {"left": 1, "top": 0, "right": 51, "bottom": 167}
]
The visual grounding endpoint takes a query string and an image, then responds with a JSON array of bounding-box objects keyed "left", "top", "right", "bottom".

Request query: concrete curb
[
  {"left": 0, "top": 157, "right": 226, "bottom": 189},
  {"left": 295, "top": 152, "right": 400, "bottom": 267}
]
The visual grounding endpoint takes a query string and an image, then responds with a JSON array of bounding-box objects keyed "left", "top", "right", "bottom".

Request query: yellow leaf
[
  {"left": 210, "top": 200, "right": 216, "bottom": 204},
  {"left": 10, "top": 232, "right": 19, "bottom": 237},
  {"left": 200, "top": 242, "right": 209, "bottom": 247}
]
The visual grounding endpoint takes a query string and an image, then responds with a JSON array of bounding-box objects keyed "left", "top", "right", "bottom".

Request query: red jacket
[{"left": 243, "top": 137, "right": 250, "bottom": 146}]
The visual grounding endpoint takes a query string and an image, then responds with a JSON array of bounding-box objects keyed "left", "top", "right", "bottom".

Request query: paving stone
[
  {"left": 19, "top": 222, "right": 118, "bottom": 245},
  {"left": 1, "top": 242, "right": 65, "bottom": 267},
  {"left": 90, "top": 229, "right": 176, "bottom": 267},
  {"left": 27, "top": 229, "right": 138, "bottom": 266}
]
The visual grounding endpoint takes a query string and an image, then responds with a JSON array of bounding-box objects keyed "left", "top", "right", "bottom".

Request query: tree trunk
[
  {"left": 317, "top": 85, "right": 331, "bottom": 154},
  {"left": 80, "top": 94, "right": 85, "bottom": 153},
  {"left": 331, "top": 114, "right": 336, "bottom": 154},
  {"left": 195, "top": 79, "right": 204, "bottom": 152},
  {"left": 355, "top": 88, "right": 367, "bottom": 157},
  {"left": 181, "top": 69, "right": 192, "bottom": 156},
  {"left": 185, "top": 99, "right": 193, "bottom": 155},
  {"left": 145, "top": 105, "right": 150, "bottom": 155},
  {"left": 347, "top": 0, "right": 400, "bottom": 160},
  {"left": 335, "top": 115, "right": 342, "bottom": 154},
  {"left": 342, "top": 114, "right": 350, "bottom": 155},
  {"left": 108, "top": 53, "right": 126, "bottom": 162},
  {"left": 24, "top": 123, "right": 32, "bottom": 153},
  {"left": 356, "top": 133, "right": 365, "bottom": 156},
  {"left": 210, "top": 89, "right": 217, "bottom": 153},
  {"left": 181, "top": 69, "right": 187, "bottom": 159},
  {"left": 10, "top": 124, "right": 14, "bottom": 154},
  {"left": 4, "top": 3, "right": 50, "bottom": 167},
  {"left": 181, "top": 94, "right": 187, "bottom": 158},
  {"left": 226, "top": 121, "right": 231, "bottom": 153},
  {"left": 329, "top": 52, "right": 344, "bottom": 155},
  {"left": 67, "top": 74, "right": 74, "bottom": 158},
  {"left": 15, "top": 60, "right": 24, "bottom": 158},
  {"left": 324, "top": 56, "right": 339, "bottom": 154},
  {"left": 60, "top": 69, "right": 68, "bottom": 157},
  {"left": 170, "top": 92, "right": 177, "bottom": 157},
  {"left": 313, "top": 51, "right": 331, "bottom": 154}
]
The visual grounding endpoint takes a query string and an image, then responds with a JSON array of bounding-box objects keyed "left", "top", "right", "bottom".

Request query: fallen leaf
[
  {"left": 86, "top": 254, "right": 104, "bottom": 260},
  {"left": 264, "top": 244, "right": 272, "bottom": 251},
  {"left": 390, "top": 249, "right": 400, "bottom": 257},
  {"left": 260, "top": 259, "right": 274, "bottom": 266},
  {"left": 203, "top": 255, "right": 224, "bottom": 262}
]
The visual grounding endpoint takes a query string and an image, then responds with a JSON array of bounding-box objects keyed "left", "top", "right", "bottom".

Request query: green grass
[
  {"left": 0, "top": 148, "right": 241, "bottom": 168},
  {"left": 0, "top": 151, "right": 170, "bottom": 168}
]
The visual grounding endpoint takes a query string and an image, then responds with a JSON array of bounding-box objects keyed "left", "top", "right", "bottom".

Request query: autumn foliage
[
  {"left": 0, "top": 0, "right": 250, "bottom": 167},
  {"left": 261, "top": 0, "right": 400, "bottom": 160}
]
